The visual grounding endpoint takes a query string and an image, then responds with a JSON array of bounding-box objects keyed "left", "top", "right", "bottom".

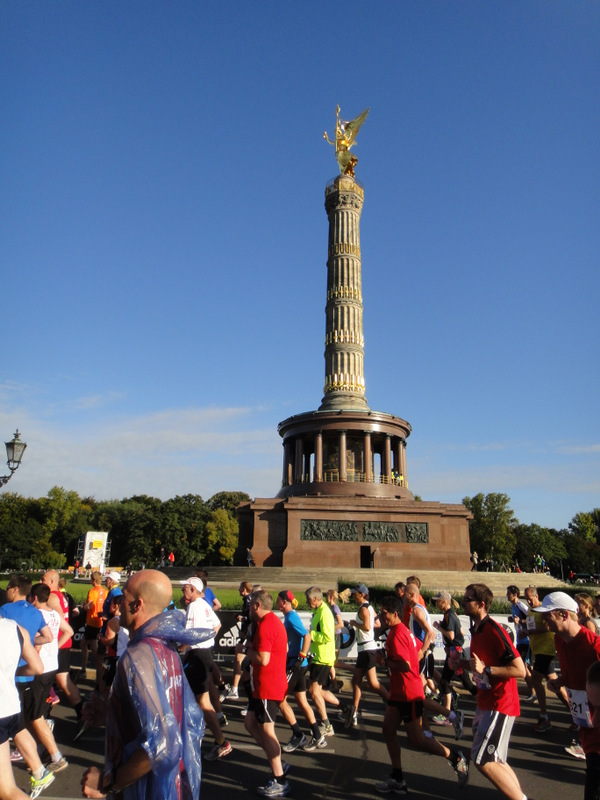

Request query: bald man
[
  {"left": 81, "top": 570, "right": 206, "bottom": 800},
  {"left": 41, "top": 570, "right": 84, "bottom": 733}
]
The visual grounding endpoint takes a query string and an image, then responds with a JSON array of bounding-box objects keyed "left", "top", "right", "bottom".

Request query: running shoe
[
  {"left": 72, "top": 718, "right": 88, "bottom": 742},
  {"left": 29, "top": 769, "right": 56, "bottom": 799},
  {"left": 46, "top": 757, "right": 69, "bottom": 774},
  {"left": 302, "top": 734, "right": 327, "bottom": 751},
  {"left": 256, "top": 778, "right": 291, "bottom": 797},
  {"left": 432, "top": 714, "right": 452, "bottom": 725},
  {"left": 375, "top": 777, "right": 408, "bottom": 795},
  {"left": 449, "top": 750, "right": 469, "bottom": 789},
  {"left": 533, "top": 717, "right": 552, "bottom": 733},
  {"left": 320, "top": 721, "right": 334, "bottom": 737},
  {"left": 204, "top": 740, "right": 233, "bottom": 761},
  {"left": 10, "top": 748, "right": 23, "bottom": 763},
  {"left": 565, "top": 740, "right": 586, "bottom": 760},
  {"left": 452, "top": 710, "right": 465, "bottom": 740},
  {"left": 282, "top": 733, "right": 307, "bottom": 753},
  {"left": 343, "top": 705, "right": 358, "bottom": 729}
]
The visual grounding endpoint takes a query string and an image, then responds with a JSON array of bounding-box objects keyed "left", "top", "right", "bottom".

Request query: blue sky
[{"left": 1, "top": 2, "right": 598, "bottom": 530}]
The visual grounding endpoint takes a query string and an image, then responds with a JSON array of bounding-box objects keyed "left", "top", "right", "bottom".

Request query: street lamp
[{"left": 1, "top": 430, "right": 27, "bottom": 487}]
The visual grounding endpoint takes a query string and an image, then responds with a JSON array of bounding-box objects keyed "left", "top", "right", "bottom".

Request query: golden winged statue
[{"left": 323, "top": 105, "right": 370, "bottom": 177}]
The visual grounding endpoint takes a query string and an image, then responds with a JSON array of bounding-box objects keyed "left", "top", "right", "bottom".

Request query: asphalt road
[{"left": 12, "top": 676, "right": 586, "bottom": 800}]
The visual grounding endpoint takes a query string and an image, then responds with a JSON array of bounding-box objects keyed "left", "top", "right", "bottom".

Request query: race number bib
[
  {"left": 472, "top": 671, "right": 491, "bottom": 690},
  {"left": 566, "top": 687, "right": 592, "bottom": 728}
]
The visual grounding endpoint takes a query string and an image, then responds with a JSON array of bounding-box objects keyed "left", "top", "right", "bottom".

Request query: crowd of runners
[{"left": 1, "top": 568, "right": 600, "bottom": 800}]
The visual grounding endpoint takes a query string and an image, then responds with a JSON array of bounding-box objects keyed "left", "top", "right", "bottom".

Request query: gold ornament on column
[{"left": 323, "top": 105, "right": 370, "bottom": 177}]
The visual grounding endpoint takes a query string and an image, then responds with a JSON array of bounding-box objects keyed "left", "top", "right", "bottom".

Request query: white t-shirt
[
  {"left": 39, "top": 608, "right": 60, "bottom": 673},
  {"left": 356, "top": 603, "right": 377, "bottom": 651},
  {"left": 0, "top": 618, "right": 22, "bottom": 717},
  {"left": 185, "top": 597, "right": 219, "bottom": 650}
]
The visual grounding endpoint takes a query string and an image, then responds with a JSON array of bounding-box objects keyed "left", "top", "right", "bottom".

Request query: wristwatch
[{"left": 484, "top": 666, "right": 493, "bottom": 679}]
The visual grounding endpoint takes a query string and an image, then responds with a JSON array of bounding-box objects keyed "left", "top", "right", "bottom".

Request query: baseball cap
[
  {"left": 352, "top": 584, "right": 369, "bottom": 596},
  {"left": 180, "top": 577, "right": 204, "bottom": 592},
  {"left": 532, "top": 591, "right": 578, "bottom": 614},
  {"left": 432, "top": 590, "right": 451, "bottom": 603},
  {"left": 107, "top": 571, "right": 121, "bottom": 583}
]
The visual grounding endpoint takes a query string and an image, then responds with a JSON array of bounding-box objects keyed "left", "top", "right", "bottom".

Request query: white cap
[
  {"left": 106, "top": 571, "right": 121, "bottom": 583},
  {"left": 180, "top": 577, "right": 204, "bottom": 592},
  {"left": 532, "top": 591, "right": 578, "bottom": 614}
]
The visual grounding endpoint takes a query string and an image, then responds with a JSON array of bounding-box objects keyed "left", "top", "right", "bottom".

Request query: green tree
[
  {"left": 205, "top": 508, "right": 238, "bottom": 565},
  {"left": 513, "top": 523, "right": 567, "bottom": 573},
  {"left": 160, "top": 494, "right": 211, "bottom": 566},
  {"left": 207, "top": 491, "right": 251, "bottom": 515},
  {"left": 462, "top": 492, "right": 518, "bottom": 568},
  {"left": 568, "top": 511, "right": 599, "bottom": 543},
  {"left": 32, "top": 532, "right": 65, "bottom": 570},
  {"left": 42, "top": 486, "right": 92, "bottom": 563},
  {"left": 0, "top": 493, "right": 44, "bottom": 570}
]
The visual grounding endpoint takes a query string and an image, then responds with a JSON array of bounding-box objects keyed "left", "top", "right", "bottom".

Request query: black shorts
[
  {"left": 532, "top": 653, "right": 555, "bottom": 677},
  {"left": 33, "top": 672, "right": 57, "bottom": 719},
  {"left": 387, "top": 699, "right": 424, "bottom": 724},
  {"left": 183, "top": 648, "right": 214, "bottom": 695},
  {"left": 248, "top": 696, "right": 279, "bottom": 724},
  {"left": 0, "top": 713, "right": 20, "bottom": 745},
  {"left": 57, "top": 648, "right": 71, "bottom": 674},
  {"left": 418, "top": 651, "right": 435, "bottom": 679},
  {"left": 356, "top": 649, "right": 377, "bottom": 671},
  {"left": 308, "top": 663, "right": 331, "bottom": 688},
  {"left": 17, "top": 681, "right": 39, "bottom": 731},
  {"left": 287, "top": 665, "right": 308, "bottom": 694},
  {"left": 516, "top": 642, "right": 530, "bottom": 662},
  {"left": 84, "top": 625, "right": 101, "bottom": 642}
]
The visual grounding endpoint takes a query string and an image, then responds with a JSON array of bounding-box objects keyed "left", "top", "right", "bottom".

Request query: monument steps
[{"left": 166, "top": 566, "right": 568, "bottom": 595}]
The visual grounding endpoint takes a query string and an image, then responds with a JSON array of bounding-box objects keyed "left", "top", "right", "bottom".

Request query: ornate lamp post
[{"left": 1, "top": 430, "right": 27, "bottom": 487}]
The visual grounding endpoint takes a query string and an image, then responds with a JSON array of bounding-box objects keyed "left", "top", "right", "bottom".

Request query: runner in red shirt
[
  {"left": 243, "top": 590, "right": 290, "bottom": 798},
  {"left": 374, "top": 595, "right": 469, "bottom": 796},
  {"left": 537, "top": 591, "right": 600, "bottom": 800},
  {"left": 459, "top": 583, "right": 528, "bottom": 800}
]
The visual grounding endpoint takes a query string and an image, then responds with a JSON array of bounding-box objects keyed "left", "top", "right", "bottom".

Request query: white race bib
[{"left": 566, "top": 687, "right": 592, "bottom": 728}]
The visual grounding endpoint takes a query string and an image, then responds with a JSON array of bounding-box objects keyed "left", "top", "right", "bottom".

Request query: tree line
[
  {"left": 463, "top": 492, "right": 600, "bottom": 577},
  {"left": 0, "top": 486, "right": 597, "bottom": 577},
  {"left": 0, "top": 487, "right": 251, "bottom": 571}
]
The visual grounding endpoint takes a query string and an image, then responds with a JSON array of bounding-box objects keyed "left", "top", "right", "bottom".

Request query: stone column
[
  {"left": 315, "top": 432, "right": 323, "bottom": 482},
  {"left": 339, "top": 430, "right": 347, "bottom": 482},
  {"left": 383, "top": 435, "right": 392, "bottom": 481},
  {"left": 320, "top": 175, "right": 369, "bottom": 412},
  {"left": 294, "top": 438, "right": 303, "bottom": 485},
  {"left": 364, "top": 432, "right": 372, "bottom": 483}
]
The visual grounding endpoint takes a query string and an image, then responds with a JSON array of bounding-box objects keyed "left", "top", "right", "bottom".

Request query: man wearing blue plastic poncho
[{"left": 81, "top": 570, "right": 213, "bottom": 799}]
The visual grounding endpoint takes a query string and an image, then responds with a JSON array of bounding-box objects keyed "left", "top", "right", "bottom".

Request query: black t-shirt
[{"left": 441, "top": 608, "right": 464, "bottom": 648}]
